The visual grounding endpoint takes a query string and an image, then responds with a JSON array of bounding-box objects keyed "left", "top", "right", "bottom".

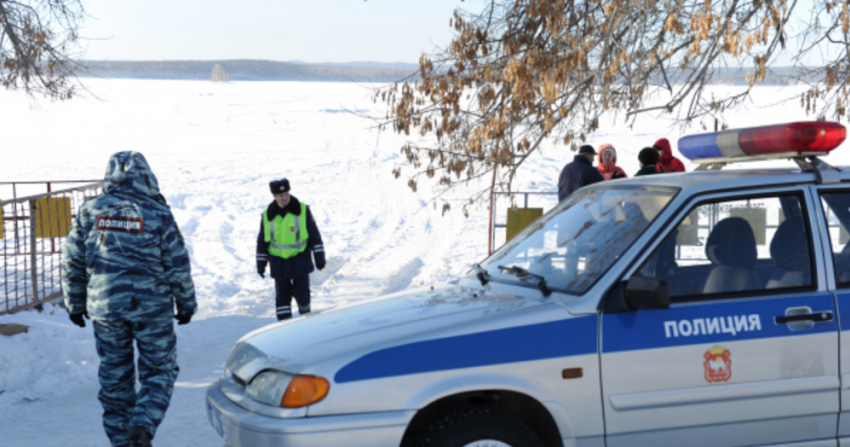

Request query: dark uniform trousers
[{"left": 275, "top": 276, "right": 310, "bottom": 320}]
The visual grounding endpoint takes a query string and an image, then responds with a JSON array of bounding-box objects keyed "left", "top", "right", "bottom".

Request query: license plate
[{"left": 207, "top": 400, "right": 226, "bottom": 438}]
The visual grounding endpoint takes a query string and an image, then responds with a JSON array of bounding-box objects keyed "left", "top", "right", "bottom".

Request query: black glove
[
  {"left": 69, "top": 312, "right": 88, "bottom": 328},
  {"left": 316, "top": 261, "right": 326, "bottom": 271},
  {"left": 257, "top": 260, "right": 267, "bottom": 278},
  {"left": 175, "top": 312, "right": 193, "bottom": 325}
]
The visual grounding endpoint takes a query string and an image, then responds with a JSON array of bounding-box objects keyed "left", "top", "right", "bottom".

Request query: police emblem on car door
[{"left": 703, "top": 345, "right": 731, "bottom": 383}]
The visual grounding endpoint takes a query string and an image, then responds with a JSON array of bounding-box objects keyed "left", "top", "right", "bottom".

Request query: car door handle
[{"left": 774, "top": 312, "right": 833, "bottom": 324}]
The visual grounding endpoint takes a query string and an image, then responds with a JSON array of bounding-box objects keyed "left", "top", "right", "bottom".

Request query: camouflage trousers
[{"left": 93, "top": 318, "right": 179, "bottom": 447}]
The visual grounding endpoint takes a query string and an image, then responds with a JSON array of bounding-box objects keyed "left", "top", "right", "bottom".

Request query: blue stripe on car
[
  {"left": 334, "top": 316, "right": 597, "bottom": 383},
  {"left": 335, "top": 294, "right": 838, "bottom": 384},
  {"left": 603, "top": 293, "right": 837, "bottom": 353}
]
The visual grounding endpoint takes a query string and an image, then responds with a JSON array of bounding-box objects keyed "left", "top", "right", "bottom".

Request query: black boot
[{"left": 129, "top": 425, "right": 152, "bottom": 447}]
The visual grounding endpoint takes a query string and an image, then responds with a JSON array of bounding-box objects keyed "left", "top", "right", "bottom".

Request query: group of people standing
[{"left": 557, "top": 137, "right": 686, "bottom": 201}]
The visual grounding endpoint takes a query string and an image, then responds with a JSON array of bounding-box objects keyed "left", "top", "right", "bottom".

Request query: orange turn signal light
[{"left": 280, "top": 375, "right": 330, "bottom": 408}]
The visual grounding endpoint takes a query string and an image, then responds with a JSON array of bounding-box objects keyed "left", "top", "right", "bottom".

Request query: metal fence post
[{"left": 29, "top": 199, "right": 38, "bottom": 302}]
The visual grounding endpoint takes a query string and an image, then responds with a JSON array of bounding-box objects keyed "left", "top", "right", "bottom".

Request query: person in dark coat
[
  {"left": 635, "top": 147, "right": 661, "bottom": 176},
  {"left": 257, "top": 178, "right": 326, "bottom": 320},
  {"left": 558, "top": 145, "right": 605, "bottom": 201}
]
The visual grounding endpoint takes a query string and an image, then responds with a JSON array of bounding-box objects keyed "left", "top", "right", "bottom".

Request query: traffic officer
[
  {"left": 62, "top": 151, "right": 196, "bottom": 447},
  {"left": 257, "top": 178, "right": 325, "bottom": 320}
]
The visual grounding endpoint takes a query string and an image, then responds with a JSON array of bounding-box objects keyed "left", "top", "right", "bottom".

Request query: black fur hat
[{"left": 269, "top": 178, "right": 290, "bottom": 194}]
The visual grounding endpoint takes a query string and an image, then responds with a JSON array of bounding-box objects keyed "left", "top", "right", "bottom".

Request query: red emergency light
[
  {"left": 679, "top": 121, "right": 847, "bottom": 162},
  {"left": 739, "top": 122, "right": 846, "bottom": 155}
]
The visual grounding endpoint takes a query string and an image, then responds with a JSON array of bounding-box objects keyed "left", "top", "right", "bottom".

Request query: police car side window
[
  {"left": 636, "top": 194, "right": 814, "bottom": 301},
  {"left": 819, "top": 192, "right": 850, "bottom": 288}
]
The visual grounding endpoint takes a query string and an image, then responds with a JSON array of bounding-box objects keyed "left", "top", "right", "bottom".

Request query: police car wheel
[{"left": 412, "top": 406, "right": 545, "bottom": 447}]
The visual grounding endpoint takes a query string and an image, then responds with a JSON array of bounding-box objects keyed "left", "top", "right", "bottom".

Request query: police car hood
[
  {"left": 102, "top": 151, "right": 168, "bottom": 207},
  {"left": 227, "top": 285, "right": 554, "bottom": 381}
]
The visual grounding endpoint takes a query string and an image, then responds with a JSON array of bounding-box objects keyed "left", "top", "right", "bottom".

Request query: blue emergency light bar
[{"left": 678, "top": 122, "right": 846, "bottom": 163}]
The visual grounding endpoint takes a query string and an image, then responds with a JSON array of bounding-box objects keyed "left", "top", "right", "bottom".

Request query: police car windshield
[{"left": 481, "top": 185, "right": 677, "bottom": 295}]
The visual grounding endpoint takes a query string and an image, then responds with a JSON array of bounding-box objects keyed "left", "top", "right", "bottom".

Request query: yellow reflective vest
[{"left": 263, "top": 203, "right": 308, "bottom": 259}]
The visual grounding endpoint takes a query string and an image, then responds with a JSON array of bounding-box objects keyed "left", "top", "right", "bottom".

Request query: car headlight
[{"left": 246, "top": 370, "right": 331, "bottom": 408}]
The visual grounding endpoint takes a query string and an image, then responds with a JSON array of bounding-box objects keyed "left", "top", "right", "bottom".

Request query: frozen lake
[{"left": 0, "top": 79, "right": 841, "bottom": 446}]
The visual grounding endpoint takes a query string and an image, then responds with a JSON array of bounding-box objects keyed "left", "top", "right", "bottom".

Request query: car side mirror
[{"left": 624, "top": 276, "right": 670, "bottom": 310}]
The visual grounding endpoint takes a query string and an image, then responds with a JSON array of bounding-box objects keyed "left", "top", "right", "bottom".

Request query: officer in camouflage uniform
[{"left": 63, "top": 151, "right": 196, "bottom": 447}]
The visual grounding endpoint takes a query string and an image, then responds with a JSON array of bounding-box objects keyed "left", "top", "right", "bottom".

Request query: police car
[{"left": 206, "top": 121, "right": 850, "bottom": 447}]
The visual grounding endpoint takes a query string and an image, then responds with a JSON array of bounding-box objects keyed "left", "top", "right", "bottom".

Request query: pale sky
[
  {"left": 77, "top": 0, "right": 827, "bottom": 66},
  {"left": 79, "top": 0, "right": 486, "bottom": 63}
]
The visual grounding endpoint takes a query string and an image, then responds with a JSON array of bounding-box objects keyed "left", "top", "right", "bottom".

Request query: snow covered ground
[{"left": 0, "top": 79, "right": 842, "bottom": 446}]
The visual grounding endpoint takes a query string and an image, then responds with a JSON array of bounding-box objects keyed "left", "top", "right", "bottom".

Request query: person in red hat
[
  {"left": 596, "top": 143, "right": 627, "bottom": 180},
  {"left": 653, "top": 138, "right": 686, "bottom": 173}
]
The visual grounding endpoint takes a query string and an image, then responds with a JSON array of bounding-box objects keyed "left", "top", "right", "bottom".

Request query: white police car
[{"left": 207, "top": 122, "right": 850, "bottom": 447}]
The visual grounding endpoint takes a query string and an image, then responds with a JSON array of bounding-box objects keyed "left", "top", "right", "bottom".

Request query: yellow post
[{"left": 506, "top": 208, "right": 543, "bottom": 242}]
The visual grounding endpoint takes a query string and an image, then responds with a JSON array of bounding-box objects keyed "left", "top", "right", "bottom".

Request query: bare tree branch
[
  {"left": 375, "top": 0, "right": 850, "bottom": 215},
  {"left": 0, "top": 0, "right": 84, "bottom": 100}
]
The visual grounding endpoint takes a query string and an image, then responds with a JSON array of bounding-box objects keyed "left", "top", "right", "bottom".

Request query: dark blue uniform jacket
[{"left": 256, "top": 196, "right": 325, "bottom": 279}]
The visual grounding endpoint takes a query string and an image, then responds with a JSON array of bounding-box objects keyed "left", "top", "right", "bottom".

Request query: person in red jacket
[
  {"left": 653, "top": 138, "right": 687, "bottom": 173},
  {"left": 596, "top": 143, "right": 627, "bottom": 180}
]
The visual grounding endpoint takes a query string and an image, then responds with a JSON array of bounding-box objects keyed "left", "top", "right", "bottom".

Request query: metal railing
[{"left": 1, "top": 181, "right": 102, "bottom": 315}]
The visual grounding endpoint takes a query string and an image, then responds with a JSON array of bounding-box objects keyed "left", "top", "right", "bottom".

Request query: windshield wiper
[
  {"left": 497, "top": 265, "right": 552, "bottom": 297},
  {"left": 475, "top": 263, "right": 490, "bottom": 286}
]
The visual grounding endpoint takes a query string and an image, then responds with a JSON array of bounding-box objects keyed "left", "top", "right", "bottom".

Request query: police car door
[
  {"left": 816, "top": 187, "right": 850, "bottom": 445},
  {"left": 601, "top": 188, "right": 839, "bottom": 447}
]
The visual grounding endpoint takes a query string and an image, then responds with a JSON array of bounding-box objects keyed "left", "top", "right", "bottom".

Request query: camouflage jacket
[{"left": 62, "top": 152, "right": 197, "bottom": 321}]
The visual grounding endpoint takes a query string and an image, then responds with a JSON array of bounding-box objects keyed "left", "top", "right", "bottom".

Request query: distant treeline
[
  {"left": 79, "top": 60, "right": 419, "bottom": 82},
  {"left": 77, "top": 59, "right": 807, "bottom": 85},
  {"left": 676, "top": 66, "right": 809, "bottom": 86}
]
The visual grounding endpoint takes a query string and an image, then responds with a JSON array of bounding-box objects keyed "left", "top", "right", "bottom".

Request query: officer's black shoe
[{"left": 129, "top": 425, "right": 152, "bottom": 447}]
